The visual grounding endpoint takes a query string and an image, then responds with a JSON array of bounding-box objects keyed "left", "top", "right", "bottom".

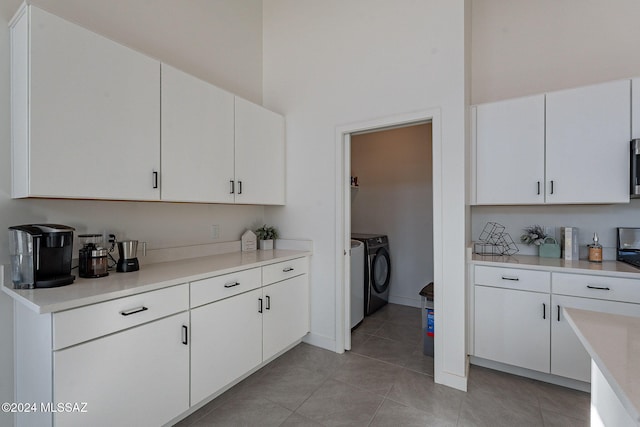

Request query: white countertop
[
  {"left": 471, "top": 253, "right": 640, "bottom": 278},
  {"left": 2, "top": 249, "right": 310, "bottom": 314},
  {"left": 564, "top": 307, "right": 640, "bottom": 424}
]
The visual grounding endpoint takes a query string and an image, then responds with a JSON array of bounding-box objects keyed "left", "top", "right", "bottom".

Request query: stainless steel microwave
[{"left": 631, "top": 139, "right": 640, "bottom": 198}]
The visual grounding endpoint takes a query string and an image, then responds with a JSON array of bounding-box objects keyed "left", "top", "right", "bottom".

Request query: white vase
[{"left": 259, "top": 239, "right": 274, "bottom": 250}]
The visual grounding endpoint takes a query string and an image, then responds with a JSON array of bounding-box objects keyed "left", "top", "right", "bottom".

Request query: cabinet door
[
  {"left": 191, "top": 288, "right": 262, "bottom": 405},
  {"left": 161, "top": 64, "right": 235, "bottom": 203},
  {"left": 551, "top": 295, "right": 640, "bottom": 383},
  {"left": 28, "top": 7, "right": 160, "bottom": 200},
  {"left": 234, "top": 97, "right": 285, "bottom": 205},
  {"left": 474, "top": 285, "right": 550, "bottom": 373},
  {"left": 262, "top": 275, "right": 310, "bottom": 361},
  {"left": 54, "top": 312, "right": 189, "bottom": 427},
  {"left": 474, "top": 95, "right": 545, "bottom": 205},
  {"left": 632, "top": 78, "right": 640, "bottom": 139},
  {"left": 546, "top": 80, "right": 630, "bottom": 204}
]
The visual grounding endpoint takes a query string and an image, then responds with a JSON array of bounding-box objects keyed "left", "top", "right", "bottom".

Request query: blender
[
  {"left": 78, "top": 234, "right": 109, "bottom": 278},
  {"left": 117, "top": 240, "right": 139, "bottom": 272}
]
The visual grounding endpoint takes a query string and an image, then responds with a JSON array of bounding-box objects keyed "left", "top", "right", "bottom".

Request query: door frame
[{"left": 334, "top": 109, "right": 440, "bottom": 353}]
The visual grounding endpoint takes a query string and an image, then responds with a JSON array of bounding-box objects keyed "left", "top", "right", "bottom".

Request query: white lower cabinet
[
  {"left": 551, "top": 294, "right": 640, "bottom": 383},
  {"left": 474, "top": 285, "right": 550, "bottom": 372},
  {"left": 191, "top": 288, "right": 263, "bottom": 404},
  {"left": 263, "top": 274, "right": 310, "bottom": 361},
  {"left": 54, "top": 312, "right": 189, "bottom": 427}
]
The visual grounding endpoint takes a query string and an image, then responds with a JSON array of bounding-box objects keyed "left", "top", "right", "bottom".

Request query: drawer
[
  {"left": 53, "top": 284, "right": 188, "bottom": 350},
  {"left": 263, "top": 257, "right": 308, "bottom": 286},
  {"left": 474, "top": 265, "right": 550, "bottom": 293},
  {"left": 552, "top": 273, "right": 640, "bottom": 304},
  {"left": 190, "top": 268, "right": 261, "bottom": 308}
]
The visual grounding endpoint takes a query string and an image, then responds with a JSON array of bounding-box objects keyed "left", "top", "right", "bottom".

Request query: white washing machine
[{"left": 350, "top": 240, "right": 365, "bottom": 329}]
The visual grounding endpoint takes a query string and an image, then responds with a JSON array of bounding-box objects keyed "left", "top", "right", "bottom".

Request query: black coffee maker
[{"left": 8, "top": 224, "right": 75, "bottom": 289}]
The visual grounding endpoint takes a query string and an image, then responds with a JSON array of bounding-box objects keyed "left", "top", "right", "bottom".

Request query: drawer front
[
  {"left": 53, "top": 284, "right": 188, "bottom": 350},
  {"left": 474, "top": 265, "right": 550, "bottom": 293},
  {"left": 190, "top": 268, "right": 261, "bottom": 308},
  {"left": 262, "top": 257, "right": 308, "bottom": 286},
  {"left": 552, "top": 273, "right": 640, "bottom": 303}
]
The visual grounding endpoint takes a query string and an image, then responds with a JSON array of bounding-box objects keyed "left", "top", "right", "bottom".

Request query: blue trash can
[{"left": 420, "top": 282, "right": 434, "bottom": 357}]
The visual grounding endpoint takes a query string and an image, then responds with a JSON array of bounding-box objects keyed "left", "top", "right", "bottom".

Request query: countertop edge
[
  {"left": 563, "top": 307, "right": 640, "bottom": 424},
  {"left": 3, "top": 250, "right": 312, "bottom": 314}
]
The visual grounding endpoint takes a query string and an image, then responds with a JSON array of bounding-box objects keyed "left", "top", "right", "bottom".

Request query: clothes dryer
[{"left": 351, "top": 233, "right": 391, "bottom": 316}]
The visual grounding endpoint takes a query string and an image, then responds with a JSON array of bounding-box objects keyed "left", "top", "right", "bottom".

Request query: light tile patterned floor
[{"left": 175, "top": 303, "right": 589, "bottom": 426}]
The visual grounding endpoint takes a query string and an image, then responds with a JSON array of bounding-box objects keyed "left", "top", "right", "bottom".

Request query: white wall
[
  {"left": 263, "top": 0, "right": 469, "bottom": 390},
  {"left": 0, "top": 2, "right": 264, "bottom": 424},
  {"left": 351, "top": 124, "right": 433, "bottom": 308},
  {"left": 471, "top": 0, "right": 640, "bottom": 104}
]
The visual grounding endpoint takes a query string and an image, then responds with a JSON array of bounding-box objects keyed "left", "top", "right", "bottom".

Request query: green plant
[
  {"left": 255, "top": 224, "right": 278, "bottom": 241},
  {"left": 520, "top": 225, "right": 547, "bottom": 246}
]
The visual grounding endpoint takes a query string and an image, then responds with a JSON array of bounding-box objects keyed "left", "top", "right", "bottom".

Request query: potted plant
[
  {"left": 520, "top": 225, "right": 547, "bottom": 247},
  {"left": 255, "top": 224, "right": 278, "bottom": 250}
]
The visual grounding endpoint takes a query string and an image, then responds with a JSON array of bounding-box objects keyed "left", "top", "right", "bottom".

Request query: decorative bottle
[{"left": 588, "top": 232, "right": 603, "bottom": 263}]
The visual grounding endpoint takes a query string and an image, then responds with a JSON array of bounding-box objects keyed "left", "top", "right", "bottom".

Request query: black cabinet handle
[
  {"left": 537, "top": 181, "right": 541, "bottom": 195},
  {"left": 550, "top": 180, "right": 554, "bottom": 195},
  {"left": 230, "top": 180, "right": 235, "bottom": 194},
  {"left": 258, "top": 298, "right": 263, "bottom": 313},
  {"left": 266, "top": 295, "right": 271, "bottom": 310},
  {"left": 224, "top": 281, "right": 240, "bottom": 288},
  {"left": 152, "top": 172, "right": 159, "bottom": 189},
  {"left": 587, "top": 285, "right": 611, "bottom": 291},
  {"left": 120, "top": 306, "right": 148, "bottom": 316},
  {"left": 238, "top": 181, "right": 243, "bottom": 195},
  {"left": 542, "top": 303, "right": 546, "bottom": 320},
  {"left": 182, "top": 325, "right": 188, "bottom": 345},
  {"left": 501, "top": 275, "right": 519, "bottom": 281},
  {"left": 283, "top": 267, "right": 294, "bottom": 272},
  {"left": 557, "top": 305, "right": 561, "bottom": 322}
]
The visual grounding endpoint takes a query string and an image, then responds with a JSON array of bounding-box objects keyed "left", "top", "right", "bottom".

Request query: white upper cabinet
[
  {"left": 474, "top": 95, "right": 545, "bottom": 205},
  {"left": 161, "top": 64, "right": 235, "bottom": 203},
  {"left": 545, "top": 80, "right": 630, "bottom": 204},
  {"left": 472, "top": 79, "right": 630, "bottom": 205},
  {"left": 633, "top": 78, "right": 640, "bottom": 139},
  {"left": 11, "top": 5, "right": 161, "bottom": 200},
  {"left": 234, "top": 97, "right": 286, "bottom": 205}
]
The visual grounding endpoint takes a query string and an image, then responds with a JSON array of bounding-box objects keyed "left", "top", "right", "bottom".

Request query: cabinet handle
[
  {"left": 542, "top": 303, "right": 546, "bottom": 320},
  {"left": 120, "top": 306, "right": 148, "bottom": 316},
  {"left": 181, "top": 325, "right": 188, "bottom": 345},
  {"left": 230, "top": 180, "right": 235, "bottom": 194},
  {"left": 283, "top": 267, "right": 294, "bottom": 272},
  {"left": 224, "top": 281, "right": 240, "bottom": 288},
  {"left": 587, "top": 285, "right": 611, "bottom": 291},
  {"left": 557, "top": 305, "right": 561, "bottom": 322},
  {"left": 501, "top": 275, "right": 519, "bottom": 281},
  {"left": 266, "top": 295, "right": 271, "bottom": 310},
  {"left": 258, "top": 298, "right": 263, "bottom": 313},
  {"left": 550, "top": 180, "right": 554, "bottom": 195},
  {"left": 238, "top": 181, "right": 243, "bottom": 195},
  {"left": 537, "top": 181, "right": 541, "bottom": 195},
  {"left": 152, "top": 172, "right": 159, "bottom": 189}
]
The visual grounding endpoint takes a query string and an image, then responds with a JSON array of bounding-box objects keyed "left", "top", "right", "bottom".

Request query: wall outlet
[
  {"left": 544, "top": 226, "right": 555, "bottom": 239},
  {"left": 210, "top": 224, "right": 220, "bottom": 240}
]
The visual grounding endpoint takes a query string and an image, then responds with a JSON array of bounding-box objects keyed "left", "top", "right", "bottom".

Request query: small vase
[{"left": 259, "top": 239, "right": 274, "bottom": 250}]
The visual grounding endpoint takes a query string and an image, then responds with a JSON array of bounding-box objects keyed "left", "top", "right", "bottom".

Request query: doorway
[{"left": 334, "top": 109, "right": 440, "bottom": 355}]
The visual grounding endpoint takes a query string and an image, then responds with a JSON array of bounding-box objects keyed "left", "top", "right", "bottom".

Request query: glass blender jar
[{"left": 78, "top": 234, "right": 109, "bottom": 278}]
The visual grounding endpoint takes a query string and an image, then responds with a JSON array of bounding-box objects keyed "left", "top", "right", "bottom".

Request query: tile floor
[{"left": 175, "top": 303, "right": 590, "bottom": 426}]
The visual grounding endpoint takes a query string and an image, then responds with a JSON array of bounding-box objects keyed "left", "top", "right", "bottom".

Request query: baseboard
[
  {"left": 388, "top": 295, "right": 421, "bottom": 308},
  {"left": 434, "top": 369, "right": 468, "bottom": 392},
  {"left": 302, "top": 332, "right": 336, "bottom": 352},
  {"left": 469, "top": 356, "right": 590, "bottom": 392}
]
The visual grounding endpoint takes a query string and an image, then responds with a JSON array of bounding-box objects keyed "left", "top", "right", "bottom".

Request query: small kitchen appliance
[
  {"left": 8, "top": 224, "right": 75, "bottom": 289},
  {"left": 617, "top": 227, "right": 640, "bottom": 268},
  {"left": 78, "top": 234, "right": 109, "bottom": 278},
  {"left": 116, "top": 240, "right": 139, "bottom": 272}
]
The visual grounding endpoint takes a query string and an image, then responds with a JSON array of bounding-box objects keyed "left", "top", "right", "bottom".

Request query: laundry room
[{"left": 349, "top": 122, "right": 435, "bottom": 366}]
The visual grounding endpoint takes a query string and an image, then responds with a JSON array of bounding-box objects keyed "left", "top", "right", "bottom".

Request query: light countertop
[
  {"left": 471, "top": 253, "right": 640, "bottom": 278},
  {"left": 2, "top": 249, "right": 311, "bottom": 314},
  {"left": 564, "top": 308, "right": 640, "bottom": 424}
]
